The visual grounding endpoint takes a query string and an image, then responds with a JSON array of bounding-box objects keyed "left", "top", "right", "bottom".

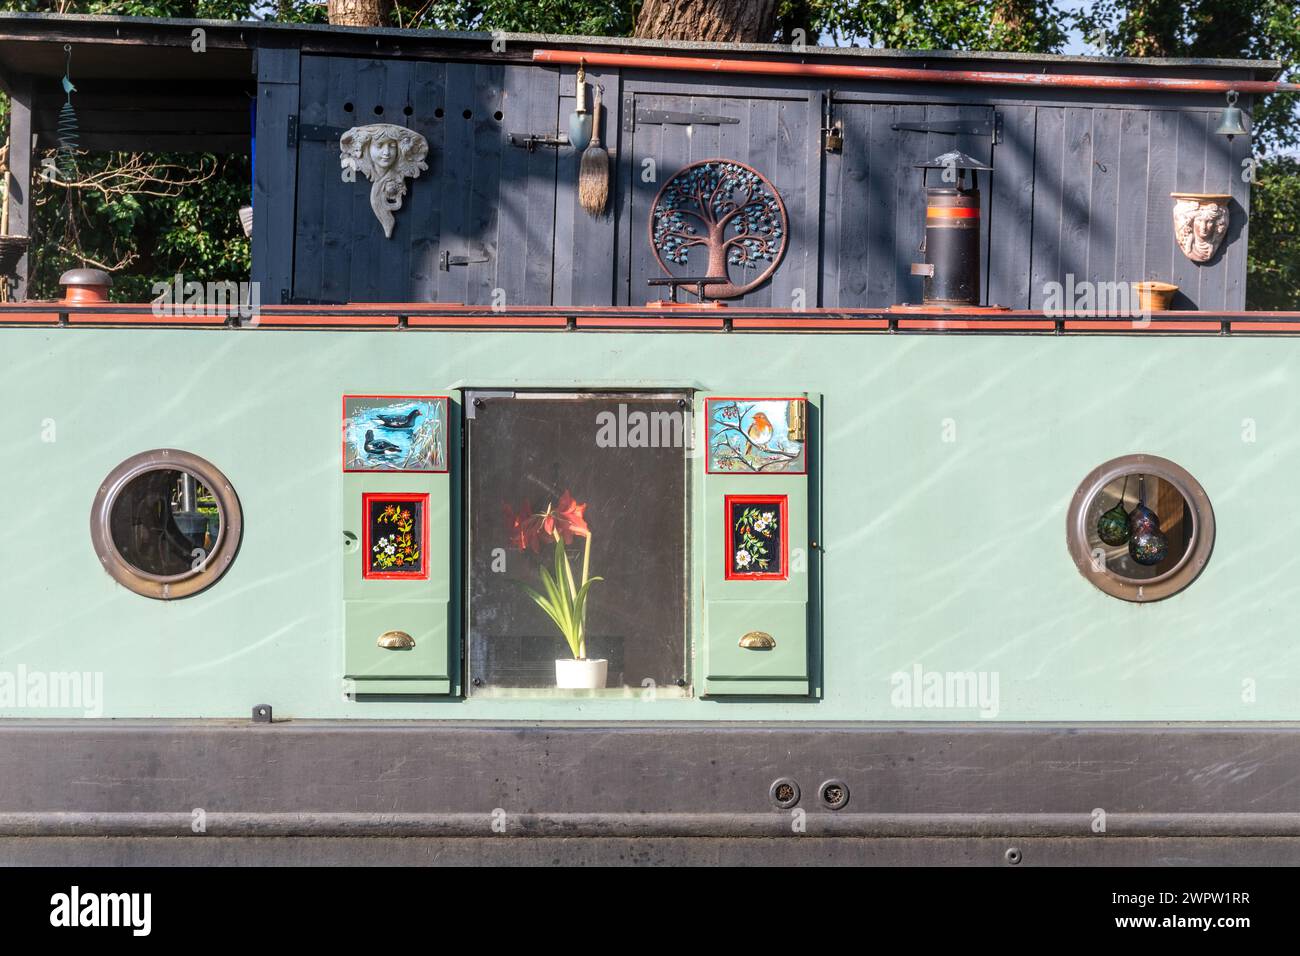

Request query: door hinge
[
  {"left": 286, "top": 115, "right": 297, "bottom": 148},
  {"left": 628, "top": 103, "right": 740, "bottom": 132},
  {"left": 439, "top": 250, "right": 491, "bottom": 271},
  {"left": 891, "top": 114, "right": 1003, "bottom": 144}
]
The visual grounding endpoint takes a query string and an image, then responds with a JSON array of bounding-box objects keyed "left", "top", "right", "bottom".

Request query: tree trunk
[
  {"left": 634, "top": 0, "right": 780, "bottom": 44},
  {"left": 326, "top": 0, "right": 394, "bottom": 27}
]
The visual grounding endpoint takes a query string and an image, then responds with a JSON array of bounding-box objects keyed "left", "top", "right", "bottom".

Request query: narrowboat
[{"left": 0, "top": 12, "right": 1297, "bottom": 866}]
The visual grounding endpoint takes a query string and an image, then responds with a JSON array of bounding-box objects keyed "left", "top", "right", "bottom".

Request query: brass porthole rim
[
  {"left": 1066, "top": 454, "right": 1214, "bottom": 603},
  {"left": 90, "top": 449, "right": 243, "bottom": 600}
]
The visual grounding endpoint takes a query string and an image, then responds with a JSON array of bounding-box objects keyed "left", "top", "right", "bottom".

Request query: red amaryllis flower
[
  {"left": 544, "top": 491, "right": 590, "bottom": 542},
  {"left": 502, "top": 499, "right": 542, "bottom": 552}
]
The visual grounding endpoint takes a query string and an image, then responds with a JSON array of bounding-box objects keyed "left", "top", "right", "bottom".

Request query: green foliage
[
  {"left": 810, "top": 0, "right": 1066, "bottom": 52},
  {"left": 520, "top": 536, "right": 602, "bottom": 660},
  {"left": 1076, "top": 0, "right": 1299, "bottom": 151},
  {"left": 1246, "top": 157, "right": 1300, "bottom": 310},
  {"left": 29, "top": 153, "right": 250, "bottom": 301}
]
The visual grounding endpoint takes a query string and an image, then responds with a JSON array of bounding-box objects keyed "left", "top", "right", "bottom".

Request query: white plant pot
[{"left": 555, "top": 658, "right": 608, "bottom": 689}]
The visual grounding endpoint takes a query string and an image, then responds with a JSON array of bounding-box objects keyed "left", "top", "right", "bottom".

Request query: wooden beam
[{"left": 6, "top": 75, "right": 32, "bottom": 300}]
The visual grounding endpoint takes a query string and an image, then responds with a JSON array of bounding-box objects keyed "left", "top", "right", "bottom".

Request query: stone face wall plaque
[
  {"left": 1171, "top": 192, "right": 1230, "bottom": 263},
  {"left": 340, "top": 123, "right": 430, "bottom": 238}
]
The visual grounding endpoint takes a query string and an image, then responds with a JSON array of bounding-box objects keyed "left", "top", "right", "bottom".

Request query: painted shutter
[
  {"left": 697, "top": 393, "right": 817, "bottom": 696},
  {"left": 341, "top": 394, "right": 458, "bottom": 696}
]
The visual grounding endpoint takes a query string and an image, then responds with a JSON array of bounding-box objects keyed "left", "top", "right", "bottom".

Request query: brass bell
[{"left": 1215, "top": 90, "right": 1248, "bottom": 141}]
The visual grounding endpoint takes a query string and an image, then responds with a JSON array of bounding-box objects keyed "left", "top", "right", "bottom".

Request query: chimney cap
[{"left": 59, "top": 268, "right": 113, "bottom": 288}]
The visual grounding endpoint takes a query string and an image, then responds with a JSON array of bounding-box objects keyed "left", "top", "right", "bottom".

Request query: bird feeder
[{"left": 909, "top": 150, "right": 993, "bottom": 307}]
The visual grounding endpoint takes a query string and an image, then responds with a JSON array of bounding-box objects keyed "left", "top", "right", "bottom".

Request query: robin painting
[{"left": 746, "top": 411, "right": 774, "bottom": 447}]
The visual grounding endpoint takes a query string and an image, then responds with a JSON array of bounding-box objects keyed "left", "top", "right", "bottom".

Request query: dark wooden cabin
[{"left": 0, "top": 13, "right": 1278, "bottom": 311}]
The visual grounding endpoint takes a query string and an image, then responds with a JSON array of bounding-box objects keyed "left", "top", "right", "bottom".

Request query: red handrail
[{"left": 532, "top": 49, "right": 1293, "bottom": 95}]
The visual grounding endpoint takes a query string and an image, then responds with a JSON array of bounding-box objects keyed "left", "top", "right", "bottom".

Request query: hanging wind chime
[
  {"left": 56, "top": 44, "right": 83, "bottom": 257},
  {"left": 57, "top": 45, "right": 80, "bottom": 180}
]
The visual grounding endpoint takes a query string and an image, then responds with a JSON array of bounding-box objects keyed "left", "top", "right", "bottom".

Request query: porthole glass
[
  {"left": 91, "top": 450, "right": 242, "bottom": 599},
  {"left": 1067, "top": 455, "right": 1213, "bottom": 603}
]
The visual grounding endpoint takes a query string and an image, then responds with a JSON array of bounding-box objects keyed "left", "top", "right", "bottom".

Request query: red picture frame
[
  {"left": 724, "top": 494, "right": 789, "bottom": 581},
  {"left": 361, "top": 492, "right": 430, "bottom": 580},
  {"left": 343, "top": 394, "right": 450, "bottom": 474},
  {"left": 705, "top": 396, "right": 807, "bottom": 475}
]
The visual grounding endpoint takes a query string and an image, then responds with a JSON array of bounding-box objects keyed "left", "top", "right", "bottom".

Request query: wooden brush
[{"left": 578, "top": 83, "right": 608, "bottom": 216}]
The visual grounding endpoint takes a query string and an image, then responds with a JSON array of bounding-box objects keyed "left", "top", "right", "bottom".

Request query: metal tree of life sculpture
[{"left": 650, "top": 159, "right": 788, "bottom": 299}]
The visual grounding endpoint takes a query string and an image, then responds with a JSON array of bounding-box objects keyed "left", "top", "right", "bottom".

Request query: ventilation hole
[
  {"left": 434, "top": 107, "right": 444, "bottom": 118},
  {"left": 493, "top": 110, "right": 503, "bottom": 121},
  {"left": 373, "top": 105, "right": 384, "bottom": 115},
  {"left": 462, "top": 108, "right": 472, "bottom": 120},
  {"left": 403, "top": 105, "right": 413, "bottom": 116},
  {"left": 343, "top": 102, "right": 354, "bottom": 113}
]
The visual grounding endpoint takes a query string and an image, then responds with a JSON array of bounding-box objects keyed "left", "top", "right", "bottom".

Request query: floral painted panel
[
  {"left": 343, "top": 395, "right": 448, "bottom": 472},
  {"left": 363, "top": 493, "right": 428, "bottom": 579},
  {"left": 725, "top": 495, "right": 787, "bottom": 581},
  {"left": 706, "top": 397, "right": 806, "bottom": 474}
]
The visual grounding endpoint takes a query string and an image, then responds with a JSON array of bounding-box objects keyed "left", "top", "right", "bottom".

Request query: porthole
[
  {"left": 1066, "top": 454, "right": 1213, "bottom": 603},
  {"left": 90, "top": 450, "right": 242, "bottom": 600}
]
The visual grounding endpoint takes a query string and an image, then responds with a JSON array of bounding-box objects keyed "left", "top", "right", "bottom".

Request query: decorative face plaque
[
  {"left": 363, "top": 493, "right": 429, "bottom": 580},
  {"left": 650, "top": 159, "right": 788, "bottom": 299},
  {"left": 1171, "top": 192, "right": 1230, "bottom": 263},
  {"left": 340, "top": 124, "right": 430, "bottom": 238},
  {"left": 725, "top": 495, "right": 787, "bottom": 581},
  {"left": 343, "top": 395, "right": 448, "bottom": 473},
  {"left": 706, "top": 397, "right": 806, "bottom": 474}
]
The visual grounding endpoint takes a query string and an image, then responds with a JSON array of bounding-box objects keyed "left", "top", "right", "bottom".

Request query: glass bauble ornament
[
  {"left": 1097, "top": 500, "right": 1130, "bottom": 546},
  {"left": 1130, "top": 530, "right": 1168, "bottom": 566}
]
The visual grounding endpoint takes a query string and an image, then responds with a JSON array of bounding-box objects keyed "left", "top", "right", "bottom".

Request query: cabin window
[
  {"left": 465, "top": 391, "right": 690, "bottom": 695},
  {"left": 90, "top": 450, "right": 242, "bottom": 600},
  {"left": 1066, "top": 455, "right": 1214, "bottom": 603}
]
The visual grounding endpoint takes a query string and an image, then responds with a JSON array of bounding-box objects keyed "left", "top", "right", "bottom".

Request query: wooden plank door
[{"left": 621, "top": 90, "right": 818, "bottom": 308}]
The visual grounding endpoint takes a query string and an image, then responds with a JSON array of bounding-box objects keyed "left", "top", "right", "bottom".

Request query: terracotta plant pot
[
  {"left": 1135, "top": 281, "right": 1178, "bottom": 312},
  {"left": 555, "top": 658, "right": 608, "bottom": 689}
]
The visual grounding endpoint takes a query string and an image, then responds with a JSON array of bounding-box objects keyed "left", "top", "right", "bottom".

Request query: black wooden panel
[
  {"left": 1143, "top": 110, "right": 1178, "bottom": 290},
  {"left": 1169, "top": 110, "right": 1210, "bottom": 308},
  {"left": 1028, "top": 107, "right": 1064, "bottom": 309},
  {"left": 1087, "top": 108, "right": 1120, "bottom": 288},
  {"left": 499, "top": 64, "right": 558, "bottom": 308},
  {"left": 625, "top": 91, "right": 813, "bottom": 308},
  {"left": 1115, "top": 109, "right": 1150, "bottom": 287},
  {"left": 554, "top": 66, "right": 618, "bottom": 306},
  {"left": 987, "top": 106, "right": 1035, "bottom": 307},
  {"left": 252, "top": 46, "right": 299, "bottom": 305},
  {"left": 291, "top": 57, "right": 557, "bottom": 306},
  {"left": 1218, "top": 110, "right": 1252, "bottom": 311},
  {"left": 1059, "top": 108, "right": 1093, "bottom": 289},
  {"left": 863, "top": 104, "right": 899, "bottom": 306},
  {"left": 823, "top": 102, "right": 992, "bottom": 308}
]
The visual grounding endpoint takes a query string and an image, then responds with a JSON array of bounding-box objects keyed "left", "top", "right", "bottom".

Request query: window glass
[
  {"left": 109, "top": 469, "right": 222, "bottom": 577},
  {"left": 1067, "top": 455, "right": 1213, "bottom": 603},
  {"left": 467, "top": 392, "right": 689, "bottom": 694}
]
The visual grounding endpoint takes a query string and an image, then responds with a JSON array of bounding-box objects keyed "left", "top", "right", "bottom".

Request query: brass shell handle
[
  {"left": 739, "top": 631, "right": 776, "bottom": 649},
  {"left": 377, "top": 630, "right": 416, "bottom": 649}
]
